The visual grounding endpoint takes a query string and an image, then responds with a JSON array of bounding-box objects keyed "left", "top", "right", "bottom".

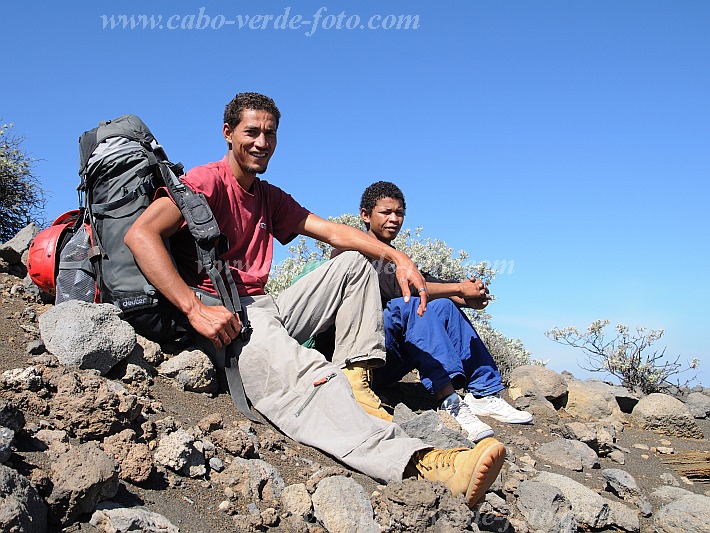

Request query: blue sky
[{"left": 3, "top": 1, "right": 708, "bottom": 385}]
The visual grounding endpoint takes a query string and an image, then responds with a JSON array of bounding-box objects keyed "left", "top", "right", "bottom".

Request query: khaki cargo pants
[{"left": 199, "top": 251, "right": 429, "bottom": 483}]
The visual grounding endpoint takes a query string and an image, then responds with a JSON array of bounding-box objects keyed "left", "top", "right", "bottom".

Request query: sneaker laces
[
  {"left": 456, "top": 400, "right": 486, "bottom": 425},
  {"left": 485, "top": 395, "right": 513, "bottom": 412}
]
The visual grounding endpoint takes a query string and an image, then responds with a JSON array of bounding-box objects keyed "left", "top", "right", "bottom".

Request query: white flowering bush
[
  {"left": 0, "top": 122, "right": 46, "bottom": 242},
  {"left": 546, "top": 320, "right": 698, "bottom": 394},
  {"left": 267, "top": 213, "right": 531, "bottom": 379}
]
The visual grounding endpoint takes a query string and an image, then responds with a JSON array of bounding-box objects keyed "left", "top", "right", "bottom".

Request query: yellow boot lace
[{"left": 416, "top": 447, "right": 468, "bottom": 474}]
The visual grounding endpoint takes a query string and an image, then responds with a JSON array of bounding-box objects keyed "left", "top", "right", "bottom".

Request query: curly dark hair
[
  {"left": 360, "top": 181, "right": 406, "bottom": 215},
  {"left": 224, "top": 92, "right": 281, "bottom": 129}
]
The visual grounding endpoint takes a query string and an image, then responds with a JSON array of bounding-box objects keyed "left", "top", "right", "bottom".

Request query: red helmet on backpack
[{"left": 27, "top": 210, "right": 83, "bottom": 295}]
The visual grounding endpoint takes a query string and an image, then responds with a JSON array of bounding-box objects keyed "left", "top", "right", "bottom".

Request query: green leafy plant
[
  {"left": 546, "top": 320, "right": 699, "bottom": 394},
  {"left": 0, "top": 122, "right": 46, "bottom": 242}
]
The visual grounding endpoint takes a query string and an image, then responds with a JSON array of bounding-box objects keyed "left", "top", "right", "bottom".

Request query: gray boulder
[
  {"left": 565, "top": 379, "right": 623, "bottom": 420},
  {"left": 602, "top": 468, "right": 652, "bottom": 517},
  {"left": 655, "top": 494, "right": 710, "bottom": 533},
  {"left": 559, "top": 421, "right": 618, "bottom": 456},
  {"left": 46, "top": 442, "right": 119, "bottom": 526},
  {"left": 632, "top": 393, "right": 704, "bottom": 438},
  {"left": 685, "top": 392, "right": 710, "bottom": 419},
  {"left": 508, "top": 365, "right": 568, "bottom": 404},
  {"left": 512, "top": 392, "right": 561, "bottom": 423},
  {"left": 517, "top": 480, "right": 576, "bottom": 532},
  {"left": 5, "top": 223, "right": 40, "bottom": 257},
  {"left": 535, "top": 471, "right": 638, "bottom": 531},
  {"left": 0, "top": 463, "right": 48, "bottom": 532},
  {"left": 39, "top": 301, "right": 136, "bottom": 375},
  {"left": 651, "top": 485, "right": 694, "bottom": 504},
  {"left": 90, "top": 505, "right": 179, "bottom": 533},
  {"left": 371, "top": 477, "right": 476, "bottom": 532},
  {"left": 607, "top": 383, "right": 640, "bottom": 413},
  {"left": 157, "top": 349, "right": 217, "bottom": 394},
  {"left": 396, "top": 408, "right": 474, "bottom": 449},
  {"left": 534, "top": 438, "right": 599, "bottom": 471},
  {"left": 607, "top": 500, "right": 642, "bottom": 533},
  {"left": 312, "top": 476, "right": 379, "bottom": 533}
]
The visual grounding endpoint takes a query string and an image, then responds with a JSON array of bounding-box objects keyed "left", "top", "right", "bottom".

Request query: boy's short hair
[{"left": 360, "top": 181, "right": 406, "bottom": 214}]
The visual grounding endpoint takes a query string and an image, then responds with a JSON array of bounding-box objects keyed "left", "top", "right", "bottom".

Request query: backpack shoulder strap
[
  {"left": 161, "top": 161, "right": 257, "bottom": 422},
  {"left": 159, "top": 162, "right": 251, "bottom": 334}
]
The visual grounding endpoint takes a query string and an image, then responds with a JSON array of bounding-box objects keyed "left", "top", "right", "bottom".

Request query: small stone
[
  {"left": 657, "top": 447, "right": 674, "bottom": 455},
  {"left": 209, "top": 457, "right": 225, "bottom": 472},
  {"left": 198, "top": 413, "right": 223, "bottom": 434},
  {"left": 660, "top": 439, "right": 672, "bottom": 446},
  {"left": 260, "top": 507, "right": 279, "bottom": 527},
  {"left": 219, "top": 500, "right": 235, "bottom": 514},
  {"left": 609, "top": 450, "right": 626, "bottom": 464},
  {"left": 633, "top": 443, "right": 650, "bottom": 450},
  {"left": 25, "top": 339, "right": 46, "bottom": 355},
  {"left": 641, "top": 454, "right": 650, "bottom": 459},
  {"left": 660, "top": 472, "right": 679, "bottom": 486},
  {"left": 519, "top": 454, "right": 537, "bottom": 469}
]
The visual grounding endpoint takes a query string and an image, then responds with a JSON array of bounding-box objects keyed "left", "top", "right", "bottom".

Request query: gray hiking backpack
[
  {"left": 76, "top": 114, "right": 250, "bottom": 342},
  {"left": 44, "top": 114, "right": 259, "bottom": 423}
]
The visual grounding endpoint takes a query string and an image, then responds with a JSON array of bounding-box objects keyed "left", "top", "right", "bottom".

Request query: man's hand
[
  {"left": 393, "top": 251, "right": 428, "bottom": 316},
  {"left": 186, "top": 302, "right": 242, "bottom": 348},
  {"left": 459, "top": 278, "right": 492, "bottom": 310}
]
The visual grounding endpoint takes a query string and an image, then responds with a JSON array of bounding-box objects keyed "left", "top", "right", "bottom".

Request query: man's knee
[{"left": 333, "top": 250, "right": 371, "bottom": 271}]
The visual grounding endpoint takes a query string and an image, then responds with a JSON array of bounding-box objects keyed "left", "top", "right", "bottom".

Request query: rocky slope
[{"left": 2, "top": 229, "right": 710, "bottom": 533}]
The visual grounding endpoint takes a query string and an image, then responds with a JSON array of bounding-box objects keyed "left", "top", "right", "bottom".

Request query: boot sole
[{"left": 464, "top": 437, "right": 506, "bottom": 508}]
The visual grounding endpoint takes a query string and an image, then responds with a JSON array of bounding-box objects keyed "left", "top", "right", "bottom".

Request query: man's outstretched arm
[
  {"left": 124, "top": 197, "right": 241, "bottom": 348},
  {"left": 296, "top": 213, "right": 429, "bottom": 315}
]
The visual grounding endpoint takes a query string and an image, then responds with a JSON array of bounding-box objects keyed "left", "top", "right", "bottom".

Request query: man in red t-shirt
[{"left": 125, "top": 92, "right": 505, "bottom": 507}]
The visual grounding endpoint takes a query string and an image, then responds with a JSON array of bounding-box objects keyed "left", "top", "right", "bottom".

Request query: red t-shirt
[{"left": 165, "top": 156, "right": 310, "bottom": 296}]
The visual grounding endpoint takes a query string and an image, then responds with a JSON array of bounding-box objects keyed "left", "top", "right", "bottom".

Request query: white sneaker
[
  {"left": 440, "top": 394, "right": 495, "bottom": 443},
  {"left": 463, "top": 392, "right": 533, "bottom": 424}
]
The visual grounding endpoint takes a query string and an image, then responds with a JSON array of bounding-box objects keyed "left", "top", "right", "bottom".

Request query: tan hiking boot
[
  {"left": 407, "top": 438, "right": 506, "bottom": 508},
  {"left": 342, "top": 364, "right": 393, "bottom": 421}
]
